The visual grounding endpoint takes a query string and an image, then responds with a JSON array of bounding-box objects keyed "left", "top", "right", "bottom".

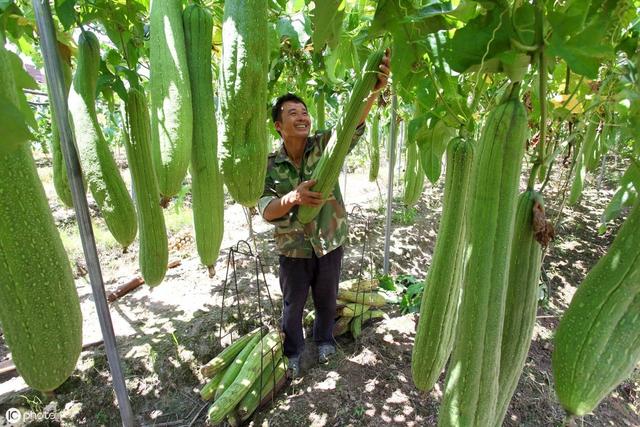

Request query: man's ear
[{"left": 274, "top": 121, "right": 282, "bottom": 133}]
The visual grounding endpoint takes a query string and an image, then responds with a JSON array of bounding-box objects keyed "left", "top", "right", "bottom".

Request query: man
[{"left": 258, "top": 50, "right": 390, "bottom": 377}]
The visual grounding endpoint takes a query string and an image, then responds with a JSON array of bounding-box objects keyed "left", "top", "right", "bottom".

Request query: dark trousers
[{"left": 278, "top": 246, "right": 343, "bottom": 358}]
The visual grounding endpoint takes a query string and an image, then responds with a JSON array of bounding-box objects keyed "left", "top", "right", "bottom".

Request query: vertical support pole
[
  {"left": 383, "top": 92, "right": 398, "bottom": 275},
  {"left": 396, "top": 120, "right": 404, "bottom": 182},
  {"left": 342, "top": 165, "right": 348, "bottom": 202},
  {"left": 31, "top": 2, "right": 135, "bottom": 426}
]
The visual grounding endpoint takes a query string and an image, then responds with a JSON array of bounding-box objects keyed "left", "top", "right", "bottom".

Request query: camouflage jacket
[{"left": 258, "top": 125, "right": 365, "bottom": 258}]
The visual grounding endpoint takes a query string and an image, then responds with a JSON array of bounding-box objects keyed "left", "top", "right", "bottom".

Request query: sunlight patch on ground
[
  {"left": 386, "top": 388, "right": 410, "bottom": 404},
  {"left": 376, "top": 314, "right": 416, "bottom": 336},
  {"left": 348, "top": 347, "right": 378, "bottom": 366},
  {"left": 314, "top": 371, "right": 340, "bottom": 391},
  {"left": 308, "top": 411, "right": 328, "bottom": 426},
  {"left": 430, "top": 381, "right": 443, "bottom": 399},
  {"left": 125, "top": 343, "right": 152, "bottom": 359},
  {"left": 557, "top": 240, "right": 582, "bottom": 251},
  {"left": 534, "top": 323, "right": 554, "bottom": 341},
  {"left": 558, "top": 283, "right": 578, "bottom": 306},
  {"left": 365, "top": 402, "right": 377, "bottom": 417},
  {"left": 364, "top": 378, "right": 379, "bottom": 393}
]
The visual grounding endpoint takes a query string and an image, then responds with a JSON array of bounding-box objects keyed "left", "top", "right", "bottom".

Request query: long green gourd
[
  {"left": 553, "top": 201, "right": 640, "bottom": 417},
  {"left": 568, "top": 117, "right": 598, "bottom": 205},
  {"left": 49, "top": 46, "right": 73, "bottom": 207},
  {"left": 494, "top": 190, "right": 544, "bottom": 424},
  {"left": 368, "top": 113, "right": 380, "bottom": 182},
  {"left": 218, "top": 0, "right": 269, "bottom": 207},
  {"left": 124, "top": 87, "right": 168, "bottom": 286},
  {"left": 238, "top": 356, "right": 287, "bottom": 422},
  {"left": 0, "top": 33, "right": 82, "bottom": 392},
  {"left": 315, "top": 90, "right": 326, "bottom": 131},
  {"left": 439, "top": 85, "right": 527, "bottom": 427},
  {"left": 200, "top": 327, "right": 264, "bottom": 378},
  {"left": 208, "top": 331, "right": 282, "bottom": 424},
  {"left": 183, "top": 3, "right": 224, "bottom": 273},
  {"left": 411, "top": 137, "right": 473, "bottom": 392},
  {"left": 213, "top": 332, "right": 262, "bottom": 400},
  {"left": 403, "top": 124, "right": 425, "bottom": 207},
  {"left": 149, "top": 0, "right": 193, "bottom": 200},
  {"left": 67, "top": 31, "right": 137, "bottom": 248},
  {"left": 298, "top": 47, "right": 385, "bottom": 224}
]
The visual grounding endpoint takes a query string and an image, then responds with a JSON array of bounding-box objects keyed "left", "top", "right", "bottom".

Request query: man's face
[{"left": 275, "top": 101, "right": 311, "bottom": 140}]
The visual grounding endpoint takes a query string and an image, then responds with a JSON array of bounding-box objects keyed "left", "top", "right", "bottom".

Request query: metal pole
[
  {"left": 31, "top": 2, "right": 135, "bottom": 426},
  {"left": 383, "top": 92, "right": 398, "bottom": 274},
  {"left": 396, "top": 120, "right": 404, "bottom": 181},
  {"left": 342, "top": 165, "right": 347, "bottom": 202}
]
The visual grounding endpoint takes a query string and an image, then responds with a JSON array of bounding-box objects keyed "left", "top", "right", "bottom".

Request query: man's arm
[
  {"left": 358, "top": 48, "right": 391, "bottom": 126},
  {"left": 262, "top": 179, "right": 324, "bottom": 221}
]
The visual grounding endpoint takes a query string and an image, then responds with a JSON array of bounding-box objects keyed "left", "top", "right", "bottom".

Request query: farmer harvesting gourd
[{"left": 259, "top": 48, "right": 390, "bottom": 378}]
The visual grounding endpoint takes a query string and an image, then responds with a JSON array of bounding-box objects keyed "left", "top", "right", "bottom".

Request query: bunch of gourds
[
  {"left": 200, "top": 328, "right": 287, "bottom": 425},
  {"left": 411, "top": 83, "right": 543, "bottom": 426},
  {"left": 305, "top": 278, "right": 388, "bottom": 338}
]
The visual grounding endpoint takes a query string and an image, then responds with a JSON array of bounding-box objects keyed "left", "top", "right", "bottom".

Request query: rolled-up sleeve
[{"left": 258, "top": 173, "right": 291, "bottom": 226}]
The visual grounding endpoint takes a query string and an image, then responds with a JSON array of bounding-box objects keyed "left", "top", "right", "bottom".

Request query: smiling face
[{"left": 275, "top": 101, "right": 312, "bottom": 142}]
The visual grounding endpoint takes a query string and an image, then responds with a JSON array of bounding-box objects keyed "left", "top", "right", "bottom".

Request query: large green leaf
[
  {"left": 370, "top": 0, "right": 451, "bottom": 89},
  {"left": 54, "top": 0, "right": 77, "bottom": 30},
  {"left": 0, "top": 0, "right": 13, "bottom": 12},
  {"left": 7, "top": 48, "right": 37, "bottom": 89},
  {"left": 600, "top": 159, "right": 640, "bottom": 231},
  {"left": 417, "top": 119, "right": 454, "bottom": 183},
  {"left": 546, "top": 1, "right": 623, "bottom": 78},
  {"left": 277, "top": 15, "right": 309, "bottom": 50},
  {"left": 443, "top": 3, "right": 511, "bottom": 73},
  {"left": 311, "top": 0, "right": 345, "bottom": 52},
  {"left": 547, "top": 14, "right": 614, "bottom": 78},
  {"left": 6, "top": 49, "right": 37, "bottom": 130}
]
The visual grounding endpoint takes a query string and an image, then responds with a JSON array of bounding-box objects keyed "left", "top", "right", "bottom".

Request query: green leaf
[
  {"left": 371, "top": 0, "right": 450, "bottom": 89},
  {"left": 0, "top": 0, "right": 13, "bottom": 12},
  {"left": 7, "top": 49, "right": 37, "bottom": 89},
  {"left": 547, "top": 14, "right": 614, "bottom": 78},
  {"left": 276, "top": 16, "right": 302, "bottom": 49},
  {"left": 443, "top": 3, "right": 511, "bottom": 73},
  {"left": 512, "top": 3, "right": 536, "bottom": 46},
  {"left": 54, "top": 0, "right": 77, "bottom": 29},
  {"left": 6, "top": 50, "right": 37, "bottom": 130},
  {"left": 600, "top": 159, "right": 640, "bottom": 230},
  {"left": 408, "top": 115, "right": 427, "bottom": 142},
  {"left": 417, "top": 119, "right": 454, "bottom": 183},
  {"left": 0, "top": 95, "right": 32, "bottom": 156},
  {"left": 104, "top": 49, "right": 122, "bottom": 75},
  {"left": 311, "top": 0, "right": 345, "bottom": 52},
  {"left": 378, "top": 274, "right": 396, "bottom": 291},
  {"left": 406, "top": 282, "right": 424, "bottom": 298}
]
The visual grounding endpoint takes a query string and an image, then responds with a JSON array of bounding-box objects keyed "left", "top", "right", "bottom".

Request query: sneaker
[
  {"left": 287, "top": 356, "right": 300, "bottom": 379},
  {"left": 318, "top": 344, "right": 336, "bottom": 364}
]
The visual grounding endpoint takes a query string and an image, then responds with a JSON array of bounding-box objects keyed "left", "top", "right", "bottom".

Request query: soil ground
[{"left": 0, "top": 150, "right": 638, "bottom": 427}]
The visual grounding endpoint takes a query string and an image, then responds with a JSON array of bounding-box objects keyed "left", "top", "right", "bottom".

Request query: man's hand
[
  {"left": 284, "top": 180, "right": 324, "bottom": 207},
  {"left": 263, "top": 180, "right": 324, "bottom": 221},
  {"left": 373, "top": 48, "right": 391, "bottom": 93}
]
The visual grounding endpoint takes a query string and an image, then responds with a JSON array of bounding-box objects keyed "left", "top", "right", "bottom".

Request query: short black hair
[{"left": 271, "top": 93, "right": 307, "bottom": 123}]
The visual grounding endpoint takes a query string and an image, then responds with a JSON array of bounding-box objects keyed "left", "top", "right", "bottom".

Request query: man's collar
[
  {"left": 274, "top": 144, "right": 290, "bottom": 164},
  {"left": 275, "top": 136, "right": 314, "bottom": 164}
]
